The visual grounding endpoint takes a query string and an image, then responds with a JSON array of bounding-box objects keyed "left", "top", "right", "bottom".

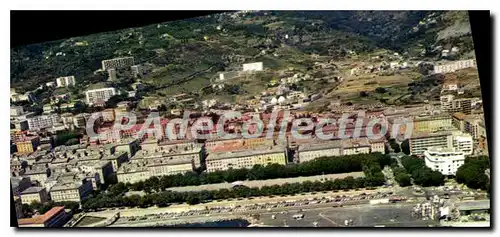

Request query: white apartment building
[
  {"left": 410, "top": 130, "right": 473, "bottom": 156},
  {"left": 440, "top": 94, "right": 473, "bottom": 114},
  {"left": 56, "top": 76, "right": 76, "bottom": 88},
  {"left": 206, "top": 146, "right": 286, "bottom": 172},
  {"left": 49, "top": 179, "right": 93, "bottom": 203},
  {"left": 101, "top": 56, "right": 135, "bottom": 70},
  {"left": 107, "top": 69, "right": 117, "bottom": 81},
  {"left": 433, "top": 59, "right": 477, "bottom": 74},
  {"left": 131, "top": 65, "right": 142, "bottom": 78},
  {"left": 298, "top": 141, "right": 342, "bottom": 163},
  {"left": 410, "top": 131, "right": 453, "bottom": 155},
  {"left": 147, "top": 158, "right": 194, "bottom": 177},
  {"left": 242, "top": 62, "right": 264, "bottom": 72},
  {"left": 10, "top": 106, "right": 24, "bottom": 117},
  {"left": 27, "top": 114, "right": 61, "bottom": 131},
  {"left": 20, "top": 187, "right": 49, "bottom": 205},
  {"left": 85, "top": 88, "right": 117, "bottom": 105},
  {"left": 424, "top": 148, "right": 465, "bottom": 176},
  {"left": 453, "top": 134, "right": 473, "bottom": 155}
]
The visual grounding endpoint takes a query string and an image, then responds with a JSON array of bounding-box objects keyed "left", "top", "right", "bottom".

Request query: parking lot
[
  {"left": 112, "top": 191, "right": 405, "bottom": 226},
  {"left": 259, "top": 203, "right": 439, "bottom": 227}
]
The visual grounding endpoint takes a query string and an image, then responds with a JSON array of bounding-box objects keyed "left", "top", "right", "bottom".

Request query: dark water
[{"left": 169, "top": 219, "right": 250, "bottom": 227}]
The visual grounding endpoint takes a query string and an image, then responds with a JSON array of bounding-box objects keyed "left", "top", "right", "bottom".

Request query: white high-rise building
[
  {"left": 56, "top": 76, "right": 76, "bottom": 88},
  {"left": 424, "top": 147, "right": 465, "bottom": 176},
  {"left": 85, "top": 88, "right": 117, "bottom": 105},
  {"left": 101, "top": 57, "right": 135, "bottom": 70},
  {"left": 107, "top": 69, "right": 117, "bottom": 81},
  {"left": 453, "top": 133, "right": 473, "bottom": 155},
  {"left": 10, "top": 106, "right": 24, "bottom": 117},
  {"left": 242, "top": 62, "right": 264, "bottom": 72},
  {"left": 27, "top": 114, "right": 61, "bottom": 131}
]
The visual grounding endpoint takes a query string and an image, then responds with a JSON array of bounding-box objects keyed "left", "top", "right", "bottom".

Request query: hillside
[{"left": 10, "top": 11, "right": 475, "bottom": 95}]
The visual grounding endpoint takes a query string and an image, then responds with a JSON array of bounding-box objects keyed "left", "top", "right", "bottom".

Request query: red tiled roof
[{"left": 17, "top": 206, "right": 65, "bottom": 226}]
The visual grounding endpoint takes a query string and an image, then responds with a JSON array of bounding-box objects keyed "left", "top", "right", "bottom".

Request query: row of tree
[
  {"left": 81, "top": 153, "right": 389, "bottom": 210},
  {"left": 125, "top": 153, "right": 389, "bottom": 193},
  {"left": 82, "top": 175, "right": 376, "bottom": 211},
  {"left": 455, "top": 156, "right": 490, "bottom": 191},
  {"left": 401, "top": 156, "right": 444, "bottom": 187}
]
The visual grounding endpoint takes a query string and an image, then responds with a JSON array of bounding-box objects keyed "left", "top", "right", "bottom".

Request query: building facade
[
  {"left": 56, "top": 76, "right": 76, "bottom": 88},
  {"left": 16, "top": 136, "right": 40, "bottom": 154},
  {"left": 424, "top": 148, "right": 465, "bottom": 176},
  {"left": 85, "top": 87, "right": 117, "bottom": 105},
  {"left": 409, "top": 131, "right": 453, "bottom": 155},
  {"left": 101, "top": 57, "right": 135, "bottom": 70},
  {"left": 20, "top": 187, "right": 49, "bottom": 205},
  {"left": 49, "top": 179, "right": 93, "bottom": 203},
  {"left": 433, "top": 59, "right": 476, "bottom": 74},
  {"left": 206, "top": 146, "right": 286, "bottom": 172},
  {"left": 242, "top": 62, "right": 264, "bottom": 72},
  {"left": 27, "top": 114, "right": 61, "bottom": 131}
]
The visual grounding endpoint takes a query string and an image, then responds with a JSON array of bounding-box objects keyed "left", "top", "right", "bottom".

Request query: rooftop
[
  {"left": 298, "top": 140, "right": 342, "bottom": 152},
  {"left": 208, "top": 145, "right": 285, "bottom": 161},
  {"left": 17, "top": 206, "right": 65, "bottom": 226},
  {"left": 21, "top": 186, "right": 44, "bottom": 195},
  {"left": 456, "top": 200, "right": 490, "bottom": 211}
]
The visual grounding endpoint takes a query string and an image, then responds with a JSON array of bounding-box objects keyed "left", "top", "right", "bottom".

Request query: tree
[
  {"left": 375, "top": 87, "right": 387, "bottom": 93},
  {"left": 456, "top": 156, "right": 490, "bottom": 190},
  {"left": 186, "top": 195, "right": 200, "bottom": 205},
  {"left": 359, "top": 91, "right": 368, "bottom": 97},
  {"left": 395, "top": 172, "right": 412, "bottom": 187},
  {"left": 401, "top": 139, "right": 411, "bottom": 155}
]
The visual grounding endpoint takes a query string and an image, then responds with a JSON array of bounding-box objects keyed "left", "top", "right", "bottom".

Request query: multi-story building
[
  {"left": 409, "top": 130, "right": 473, "bottom": 156},
  {"left": 55, "top": 76, "right": 76, "bottom": 88},
  {"left": 60, "top": 113, "right": 75, "bottom": 129},
  {"left": 101, "top": 108, "right": 116, "bottom": 122},
  {"left": 341, "top": 139, "right": 372, "bottom": 156},
  {"left": 369, "top": 139, "right": 386, "bottom": 153},
  {"left": 134, "top": 142, "right": 205, "bottom": 169},
  {"left": 464, "top": 118, "right": 483, "bottom": 140},
  {"left": 85, "top": 87, "right": 117, "bottom": 105},
  {"left": 49, "top": 178, "right": 93, "bottom": 203},
  {"left": 16, "top": 136, "right": 40, "bottom": 154},
  {"left": 131, "top": 65, "right": 142, "bottom": 78},
  {"left": 11, "top": 177, "right": 32, "bottom": 197},
  {"left": 147, "top": 158, "right": 194, "bottom": 177},
  {"left": 242, "top": 62, "right": 264, "bottom": 72},
  {"left": 12, "top": 120, "right": 29, "bottom": 131},
  {"left": 17, "top": 206, "right": 69, "bottom": 227},
  {"left": 116, "top": 163, "right": 149, "bottom": 184},
  {"left": 101, "top": 56, "right": 135, "bottom": 70},
  {"left": 115, "top": 138, "right": 140, "bottom": 158},
  {"left": 206, "top": 146, "right": 286, "bottom": 172},
  {"left": 440, "top": 94, "right": 473, "bottom": 114},
  {"left": 477, "top": 122, "right": 489, "bottom": 155},
  {"left": 409, "top": 131, "right": 454, "bottom": 156},
  {"left": 23, "top": 167, "right": 48, "bottom": 184},
  {"left": 424, "top": 147, "right": 465, "bottom": 176},
  {"left": 101, "top": 151, "right": 129, "bottom": 172},
  {"left": 73, "top": 113, "right": 90, "bottom": 128},
  {"left": 14, "top": 197, "right": 23, "bottom": 219},
  {"left": 298, "top": 140, "right": 342, "bottom": 163},
  {"left": 27, "top": 114, "right": 60, "bottom": 131},
  {"left": 413, "top": 115, "right": 452, "bottom": 133},
  {"left": 452, "top": 112, "right": 468, "bottom": 132},
  {"left": 107, "top": 68, "right": 117, "bottom": 81},
  {"left": 20, "top": 187, "right": 49, "bottom": 205},
  {"left": 453, "top": 133, "right": 474, "bottom": 155},
  {"left": 433, "top": 59, "right": 476, "bottom": 74},
  {"left": 11, "top": 106, "right": 24, "bottom": 117}
]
